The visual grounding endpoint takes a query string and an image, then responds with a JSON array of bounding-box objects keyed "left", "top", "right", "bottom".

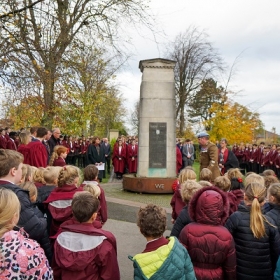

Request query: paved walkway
[{"left": 101, "top": 179, "right": 173, "bottom": 280}]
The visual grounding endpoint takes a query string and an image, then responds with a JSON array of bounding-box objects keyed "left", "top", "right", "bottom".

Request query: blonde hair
[
  {"left": 214, "top": 176, "right": 231, "bottom": 192},
  {"left": 0, "top": 188, "right": 20, "bottom": 237},
  {"left": 58, "top": 165, "right": 80, "bottom": 187},
  {"left": 83, "top": 183, "right": 101, "bottom": 198},
  {"left": 33, "top": 167, "right": 46, "bottom": 184},
  {"left": 43, "top": 166, "right": 62, "bottom": 185},
  {"left": 245, "top": 183, "right": 268, "bottom": 238},
  {"left": 19, "top": 130, "right": 31, "bottom": 145},
  {"left": 49, "top": 145, "right": 68, "bottom": 166},
  {"left": 179, "top": 168, "right": 196, "bottom": 184},
  {"left": 20, "top": 181, "right": 38, "bottom": 201},
  {"left": 21, "top": 164, "right": 32, "bottom": 183},
  {"left": 268, "top": 183, "right": 280, "bottom": 205},
  {"left": 200, "top": 168, "right": 212, "bottom": 181},
  {"left": 198, "top": 180, "right": 212, "bottom": 187},
  {"left": 180, "top": 180, "right": 202, "bottom": 203},
  {"left": 244, "top": 174, "right": 265, "bottom": 189},
  {"left": 227, "top": 168, "right": 243, "bottom": 181}
]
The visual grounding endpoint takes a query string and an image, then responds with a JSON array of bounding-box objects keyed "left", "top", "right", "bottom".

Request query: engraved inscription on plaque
[{"left": 149, "top": 122, "right": 166, "bottom": 168}]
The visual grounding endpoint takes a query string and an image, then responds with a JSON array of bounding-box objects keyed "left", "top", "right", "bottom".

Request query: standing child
[
  {"left": 170, "top": 168, "right": 196, "bottom": 222},
  {"left": 266, "top": 183, "right": 280, "bottom": 234},
  {"left": 129, "top": 204, "right": 196, "bottom": 280},
  {"left": 225, "top": 183, "right": 280, "bottom": 280},
  {"left": 0, "top": 188, "right": 53, "bottom": 279},
  {"left": 20, "top": 181, "right": 52, "bottom": 263},
  {"left": 81, "top": 164, "right": 107, "bottom": 226},
  {"left": 179, "top": 186, "right": 236, "bottom": 280},
  {"left": 44, "top": 165, "right": 82, "bottom": 236},
  {"left": 49, "top": 145, "right": 67, "bottom": 167},
  {"left": 53, "top": 191, "right": 120, "bottom": 280},
  {"left": 170, "top": 180, "right": 202, "bottom": 238}
]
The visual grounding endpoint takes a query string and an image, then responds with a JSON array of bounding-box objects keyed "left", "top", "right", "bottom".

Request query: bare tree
[
  {"left": 165, "top": 26, "right": 224, "bottom": 136},
  {"left": 130, "top": 100, "right": 140, "bottom": 134},
  {"left": 0, "top": 0, "right": 152, "bottom": 127}
]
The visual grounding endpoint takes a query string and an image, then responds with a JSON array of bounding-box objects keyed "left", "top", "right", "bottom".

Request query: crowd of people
[
  {"left": 0, "top": 127, "right": 139, "bottom": 181},
  {"left": 2, "top": 127, "right": 280, "bottom": 279}
]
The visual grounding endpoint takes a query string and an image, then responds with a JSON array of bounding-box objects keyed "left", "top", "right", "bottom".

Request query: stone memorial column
[{"left": 137, "top": 58, "right": 176, "bottom": 178}]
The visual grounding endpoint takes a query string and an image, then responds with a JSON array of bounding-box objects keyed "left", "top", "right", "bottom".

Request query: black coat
[
  {"left": 224, "top": 150, "right": 239, "bottom": 171},
  {"left": 48, "top": 135, "right": 60, "bottom": 155},
  {"left": 170, "top": 205, "right": 192, "bottom": 238},
  {"left": 33, "top": 204, "right": 52, "bottom": 263},
  {"left": 225, "top": 203, "right": 280, "bottom": 280},
  {"left": 266, "top": 204, "right": 280, "bottom": 235},
  {"left": 0, "top": 182, "right": 47, "bottom": 241}
]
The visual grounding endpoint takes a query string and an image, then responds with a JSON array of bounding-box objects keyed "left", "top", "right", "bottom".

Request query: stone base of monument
[{"left": 122, "top": 174, "right": 176, "bottom": 194}]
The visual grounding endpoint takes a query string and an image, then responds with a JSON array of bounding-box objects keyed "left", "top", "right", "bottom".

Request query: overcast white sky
[{"left": 117, "top": 0, "right": 280, "bottom": 135}]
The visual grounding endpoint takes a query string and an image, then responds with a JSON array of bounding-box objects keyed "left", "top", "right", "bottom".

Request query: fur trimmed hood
[{"left": 188, "top": 185, "right": 229, "bottom": 225}]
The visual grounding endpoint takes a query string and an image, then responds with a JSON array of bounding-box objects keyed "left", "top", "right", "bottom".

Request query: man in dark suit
[
  {"left": 182, "top": 139, "right": 194, "bottom": 167},
  {"left": 48, "top": 127, "right": 61, "bottom": 155},
  {"left": 102, "top": 138, "right": 111, "bottom": 175}
]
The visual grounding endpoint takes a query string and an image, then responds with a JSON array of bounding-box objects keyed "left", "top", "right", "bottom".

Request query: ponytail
[{"left": 245, "top": 183, "right": 267, "bottom": 238}]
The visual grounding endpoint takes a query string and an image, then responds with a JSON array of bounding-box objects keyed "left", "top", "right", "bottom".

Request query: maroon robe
[
  {"left": 127, "top": 144, "right": 138, "bottom": 173},
  {"left": 6, "top": 138, "right": 17, "bottom": 150},
  {"left": 18, "top": 144, "right": 29, "bottom": 163},
  {"left": 176, "top": 146, "right": 182, "bottom": 174},
  {"left": 112, "top": 145, "right": 127, "bottom": 173},
  {"left": 0, "top": 135, "right": 7, "bottom": 149},
  {"left": 25, "top": 141, "right": 48, "bottom": 168}
]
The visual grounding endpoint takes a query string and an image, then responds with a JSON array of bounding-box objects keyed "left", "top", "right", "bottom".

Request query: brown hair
[
  {"left": 263, "top": 169, "right": 276, "bottom": 177},
  {"left": 83, "top": 165, "right": 99, "bottom": 181},
  {"left": 58, "top": 165, "right": 80, "bottom": 187},
  {"left": 264, "top": 175, "right": 279, "bottom": 189},
  {"left": 245, "top": 183, "right": 268, "bottom": 238},
  {"left": 214, "top": 176, "right": 231, "bottom": 192},
  {"left": 200, "top": 168, "right": 212, "bottom": 182},
  {"left": 72, "top": 191, "right": 100, "bottom": 223},
  {"left": 268, "top": 183, "right": 280, "bottom": 205},
  {"left": 137, "top": 204, "right": 166, "bottom": 238},
  {"left": 49, "top": 145, "right": 68, "bottom": 166},
  {"left": 179, "top": 168, "right": 196, "bottom": 184},
  {"left": 180, "top": 180, "right": 202, "bottom": 203},
  {"left": 0, "top": 149, "right": 23, "bottom": 178}
]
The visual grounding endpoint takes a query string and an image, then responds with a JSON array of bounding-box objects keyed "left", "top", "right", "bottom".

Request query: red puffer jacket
[{"left": 179, "top": 186, "right": 236, "bottom": 280}]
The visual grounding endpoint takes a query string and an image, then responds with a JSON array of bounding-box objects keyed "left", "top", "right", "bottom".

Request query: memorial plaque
[{"left": 149, "top": 122, "right": 166, "bottom": 168}]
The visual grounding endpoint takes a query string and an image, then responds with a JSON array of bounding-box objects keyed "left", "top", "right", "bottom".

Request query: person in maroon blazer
[
  {"left": 25, "top": 127, "right": 48, "bottom": 168},
  {"left": 248, "top": 144, "right": 259, "bottom": 173},
  {"left": 49, "top": 145, "right": 67, "bottom": 167},
  {"left": 112, "top": 139, "right": 127, "bottom": 179},
  {"left": 269, "top": 144, "right": 278, "bottom": 172},
  {"left": 6, "top": 131, "right": 18, "bottom": 151},
  {"left": 0, "top": 128, "right": 7, "bottom": 149},
  {"left": 127, "top": 139, "right": 138, "bottom": 173}
]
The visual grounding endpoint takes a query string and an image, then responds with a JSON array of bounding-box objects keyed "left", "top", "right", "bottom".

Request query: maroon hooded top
[{"left": 179, "top": 186, "right": 236, "bottom": 280}]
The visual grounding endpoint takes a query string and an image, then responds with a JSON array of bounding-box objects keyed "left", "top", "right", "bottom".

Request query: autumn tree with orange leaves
[{"left": 204, "top": 101, "right": 263, "bottom": 144}]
